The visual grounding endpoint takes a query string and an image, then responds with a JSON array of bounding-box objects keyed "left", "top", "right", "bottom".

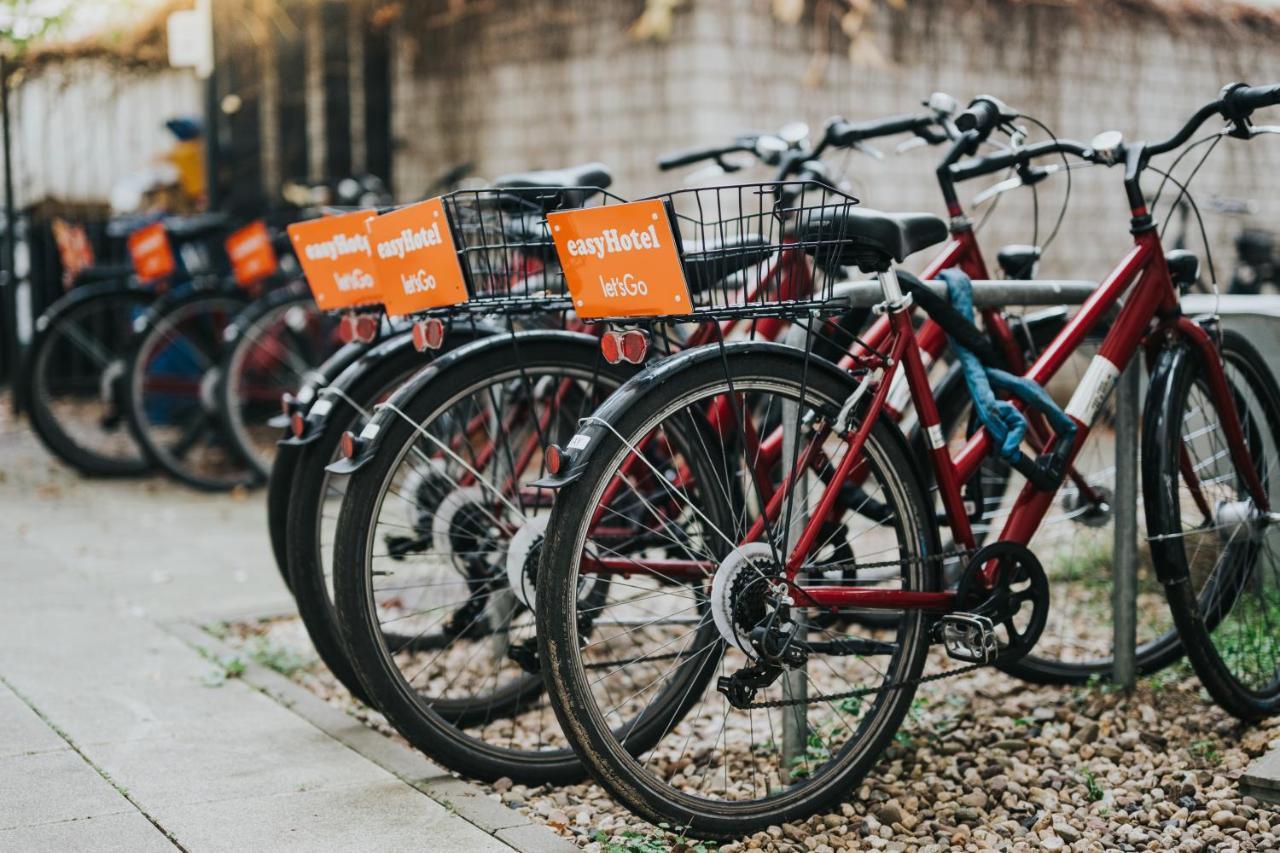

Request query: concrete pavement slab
[
  {"left": 0, "top": 812, "right": 177, "bottom": 852},
  {"left": 0, "top": 685, "right": 65, "bottom": 758},
  {"left": 157, "top": 780, "right": 512, "bottom": 853},
  {"left": 0, "top": 749, "right": 132, "bottom": 831}
]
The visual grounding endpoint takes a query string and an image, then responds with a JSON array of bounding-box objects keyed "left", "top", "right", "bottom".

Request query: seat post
[{"left": 875, "top": 268, "right": 909, "bottom": 312}]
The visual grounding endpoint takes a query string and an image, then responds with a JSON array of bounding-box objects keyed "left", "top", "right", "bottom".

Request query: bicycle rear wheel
[
  {"left": 332, "top": 333, "right": 637, "bottom": 783},
  {"left": 25, "top": 283, "right": 155, "bottom": 476},
  {"left": 537, "top": 344, "right": 937, "bottom": 837},
  {"left": 218, "top": 283, "right": 337, "bottom": 479},
  {"left": 1145, "top": 329, "right": 1280, "bottom": 720},
  {"left": 124, "top": 285, "right": 254, "bottom": 491}
]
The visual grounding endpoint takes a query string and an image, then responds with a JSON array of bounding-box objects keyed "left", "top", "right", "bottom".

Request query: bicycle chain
[
  {"left": 736, "top": 660, "right": 989, "bottom": 710},
  {"left": 732, "top": 545, "right": 986, "bottom": 709}
]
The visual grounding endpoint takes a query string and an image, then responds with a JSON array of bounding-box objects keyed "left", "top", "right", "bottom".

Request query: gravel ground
[{"left": 217, "top": 617, "right": 1280, "bottom": 851}]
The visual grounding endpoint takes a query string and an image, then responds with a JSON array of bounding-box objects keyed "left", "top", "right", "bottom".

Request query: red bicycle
[{"left": 534, "top": 84, "right": 1280, "bottom": 836}]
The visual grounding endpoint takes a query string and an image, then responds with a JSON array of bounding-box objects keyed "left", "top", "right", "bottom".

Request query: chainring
[{"left": 953, "top": 541, "right": 1049, "bottom": 663}]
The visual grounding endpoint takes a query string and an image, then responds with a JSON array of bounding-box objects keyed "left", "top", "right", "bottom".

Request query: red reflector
[
  {"left": 290, "top": 412, "right": 306, "bottom": 438},
  {"left": 338, "top": 316, "right": 355, "bottom": 344},
  {"left": 600, "top": 330, "right": 622, "bottom": 364},
  {"left": 340, "top": 430, "right": 360, "bottom": 460},
  {"left": 412, "top": 318, "right": 446, "bottom": 352},
  {"left": 353, "top": 315, "right": 379, "bottom": 343},
  {"left": 620, "top": 330, "right": 649, "bottom": 364},
  {"left": 545, "top": 444, "right": 564, "bottom": 475}
]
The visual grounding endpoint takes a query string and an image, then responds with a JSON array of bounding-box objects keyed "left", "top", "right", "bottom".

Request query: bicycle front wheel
[
  {"left": 1145, "top": 329, "right": 1280, "bottom": 720},
  {"left": 537, "top": 344, "right": 938, "bottom": 838}
]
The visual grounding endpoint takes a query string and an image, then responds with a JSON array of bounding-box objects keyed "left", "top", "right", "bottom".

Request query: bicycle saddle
[
  {"left": 682, "top": 235, "right": 774, "bottom": 293},
  {"left": 797, "top": 207, "right": 947, "bottom": 272},
  {"left": 997, "top": 244, "right": 1041, "bottom": 279},
  {"left": 493, "top": 162, "right": 612, "bottom": 210}
]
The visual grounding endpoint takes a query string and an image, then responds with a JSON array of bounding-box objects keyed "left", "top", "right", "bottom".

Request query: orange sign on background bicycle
[
  {"left": 225, "top": 220, "right": 279, "bottom": 288},
  {"left": 52, "top": 218, "right": 95, "bottom": 287},
  {"left": 547, "top": 199, "right": 690, "bottom": 319},
  {"left": 286, "top": 210, "right": 381, "bottom": 310},
  {"left": 367, "top": 198, "right": 469, "bottom": 318},
  {"left": 127, "top": 222, "right": 176, "bottom": 285}
]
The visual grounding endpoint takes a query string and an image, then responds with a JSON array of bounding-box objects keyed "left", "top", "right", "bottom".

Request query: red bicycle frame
[{"left": 792, "top": 220, "right": 1270, "bottom": 613}]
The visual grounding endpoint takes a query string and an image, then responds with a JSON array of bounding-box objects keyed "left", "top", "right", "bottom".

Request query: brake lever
[
  {"left": 895, "top": 137, "right": 928, "bottom": 154},
  {"left": 684, "top": 163, "right": 728, "bottom": 184},
  {"left": 1248, "top": 124, "right": 1280, "bottom": 137},
  {"left": 853, "top": 140, "right": 884, "bottom": 160},
  {"left": 971, "top": 164, "right": 1063, "bottom": 206}
]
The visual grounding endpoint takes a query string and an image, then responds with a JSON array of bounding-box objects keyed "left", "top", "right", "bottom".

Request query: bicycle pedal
[{"left": 939, "top": 613, "right": 998, "bottom": 664}]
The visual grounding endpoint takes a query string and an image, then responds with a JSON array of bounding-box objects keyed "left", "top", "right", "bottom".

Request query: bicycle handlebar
[
  {"left": 657, "top": 143, "right": 753, "bottom": 171},
  {"left": 949, "top": 137, "right": 1093, "bottom": 183},
  {"left": 825, "top": 113, "right": 936, "bottom": 147}
]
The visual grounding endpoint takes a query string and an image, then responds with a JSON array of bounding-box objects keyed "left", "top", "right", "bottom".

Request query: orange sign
[
  {"left": 127, "top": 222, "right": 176, "bottom": 284},
  {"left": 52, "top": 218, "right": 95, "bottom": 288},
  {"left": 548, "top": 199, "right": 690, "bottom": 319},
  {"left": 225, "top": 220, "right": 278, "bottom": 287},
  {"left": 368, "top": 198, "right": 469, "bottom": 318},
  {"left": 286, "top": 210, "right": 381, "bottom": 310}
]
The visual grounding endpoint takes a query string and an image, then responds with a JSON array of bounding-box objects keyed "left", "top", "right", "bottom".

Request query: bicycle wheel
[
  {"left": 267, "top": 338, "right": 373, "bottom": 592},
  {"left": 24, "top": 283, "right": 155, "bottom": 476},
  {"left": 218, "top": 283, "right": 338, "bottom": 479},
  {"left": 1145, "top": 329, "right": 1280, "bottom": 720},
  {"left": 285, "top": 331, "right": 440, "bottom": 704},
  {"left": 124, "top": 285, "right": 254, "bottom": 491},
  {"left": 332, "top": 332, "right": 638, "bottom": 783},
  {"left": 537, "top": 343, "right": 937, "bottom": 837}
]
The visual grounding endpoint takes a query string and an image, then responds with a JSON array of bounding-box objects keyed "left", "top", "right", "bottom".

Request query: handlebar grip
[
  {"left": 828, "top": 113, "right": 932, "bottom": 146},
  {"left": 955, "top": 95, "right": 1019, "bottom": 139},
  {"left": 657, "top": 144, "right": 746, "bottom": 171},
  {"left": 1226, "top": 82, "right": 1280, "bottom": 114}
]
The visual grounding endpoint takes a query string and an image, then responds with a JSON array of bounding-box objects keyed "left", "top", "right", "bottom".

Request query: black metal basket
[
  {"left": 588, "top": 181, "right": 861, "bottom": 323},
  {"left": 436, "top": 185, "right": 627, "bottom": 316}
]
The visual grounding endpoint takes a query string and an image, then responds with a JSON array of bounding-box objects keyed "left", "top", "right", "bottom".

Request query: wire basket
[
  {"left": 590, "top": 181, "right": 861, "bottom": 323},
  {"left": 437, "top": 185, "right": 627, "bottom": 316}
]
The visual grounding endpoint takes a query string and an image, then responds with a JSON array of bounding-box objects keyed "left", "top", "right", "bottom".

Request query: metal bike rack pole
[
  {"left": 780, "top": 325, "right": 809, "bottom": 769},
  {"left": 1111, "top": 358, "right": 1140, "bottom": 690},
  {"left": 833, "top": 279, "right": 1098, "bottom": 308}
]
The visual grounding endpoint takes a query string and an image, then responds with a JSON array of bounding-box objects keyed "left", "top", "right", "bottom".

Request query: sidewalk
[{"left": 0, "top": 411, "right": 568, "bottom": 852}]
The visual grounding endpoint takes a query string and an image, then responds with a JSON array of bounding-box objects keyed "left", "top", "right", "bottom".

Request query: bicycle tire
[
  {"left": 284, "top": 331, "right": 438, "bottom": 704},
  {"left": 24, "top": 282, "right": 155, "bottom": 476},
  {"left": 537, "top": 343, "right": 937, "bottom": 837},
  {"left": 1145, "top": 329, "right": 1280, "bottom": 721},
  {"left": 266, "top": 342, "right": 372, "bottom": 595},
  {"left": 218, "top": 282, "right": 337, "bottom": 479},
  {"left": 332, "top": 332, "right": 637, "bottom": 784},
  {"left": 123, "top": 284, "right": 255, "bottom": 491}
]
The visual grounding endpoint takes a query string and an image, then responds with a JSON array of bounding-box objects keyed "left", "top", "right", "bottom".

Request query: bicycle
[
  {"left": 323, "top": 101, "right": 1125, "bottom": 784},
  {"left": 532, "top": 84, "right": 1280, "bottom": 836},
  {"left": 20, "top": 213, "right": 231, "bottom": 476}
]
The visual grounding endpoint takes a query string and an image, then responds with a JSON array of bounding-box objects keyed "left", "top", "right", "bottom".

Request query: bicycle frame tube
[{"left": 799, "top": 221, "right": 1269, "bottom": 612}]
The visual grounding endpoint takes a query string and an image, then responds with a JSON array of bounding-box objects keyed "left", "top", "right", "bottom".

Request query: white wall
[{"left": 8, "top": 60, "right": 201, "bottom": 208}]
